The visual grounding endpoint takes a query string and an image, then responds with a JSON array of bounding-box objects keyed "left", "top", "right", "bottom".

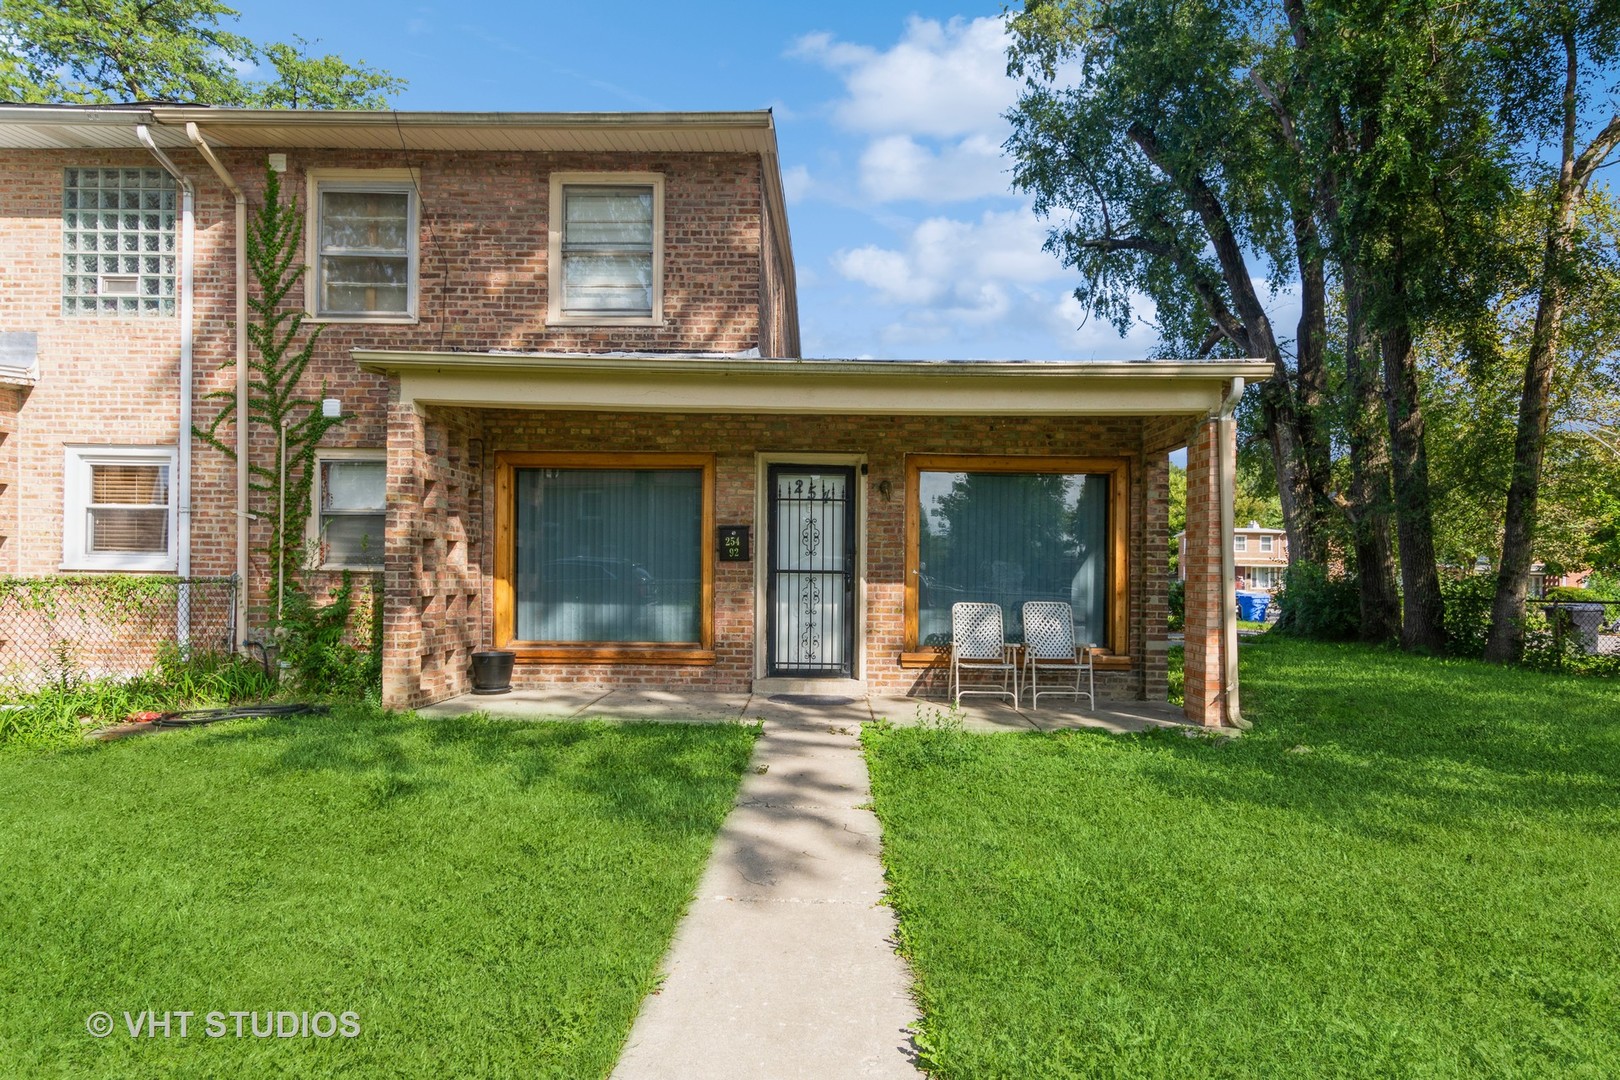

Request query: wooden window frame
[
  {"left": 900, "top": 454, "right": 1130, "bottom": 667},
  {"left": 493, "top": 451, "right": 714, "bottom": 664}
]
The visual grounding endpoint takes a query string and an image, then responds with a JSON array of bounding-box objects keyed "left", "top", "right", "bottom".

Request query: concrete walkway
[{"left": 610, "top": 696, "right": 921, "bottom": 1080}]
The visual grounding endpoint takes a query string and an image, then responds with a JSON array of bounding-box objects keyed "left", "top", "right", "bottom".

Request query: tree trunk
[
  {"left": 1343, "top": 271, "right": 1401, "bottom": 641},
  {"left": 1292, "top": 226, "right": 1334, "bottom": 562},
  {"left": 1484, "top": 32, "right": 1620, "bottom": 663},
  {"left": 1381, "top": 314, "right": 1447, "bottom": 651}
]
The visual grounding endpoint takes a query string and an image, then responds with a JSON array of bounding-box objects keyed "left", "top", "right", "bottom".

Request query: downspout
[
  {"left": 184, "top": 123, "right": 249, "bottom": 649},
  {"left": 1215, "top": 377, "right": 1249, "bottom": 730},
  {"left": 135, "top": 125, "right": 195, "bottom": 647}
]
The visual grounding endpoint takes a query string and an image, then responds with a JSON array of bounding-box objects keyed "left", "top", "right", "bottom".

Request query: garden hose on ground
[{"left": 150, "top": 704, "right": 329, "bottom": 728}]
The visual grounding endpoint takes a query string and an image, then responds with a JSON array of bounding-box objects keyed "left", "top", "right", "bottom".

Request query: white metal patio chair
[
  {"left": 1021, "top": 600, "right": 1094, "bottom": 710},
  {"left": 950, "top": 602, "right": 1018, "bottom": 707}
]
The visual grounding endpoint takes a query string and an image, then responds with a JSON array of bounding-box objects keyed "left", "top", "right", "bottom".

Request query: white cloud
[
  {"left": 792, "top": 17, "right": 1016, "bottom": 139},
  {"left": 782, "top": 164, "right": 814, "bottom": 205},
  {"left": 791, "top": 16, "right": 1022, "bottom": 205},
  {"left": 834, "top": 207, "right": 1063, "bottom": 305},
  {"left": 857, "top": 134, "right": 1013, "bottom": 203}
]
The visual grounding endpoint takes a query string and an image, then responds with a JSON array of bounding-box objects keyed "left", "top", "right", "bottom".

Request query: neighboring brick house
[
  {"left": 1177, "top": 521, "right": 1289, "bottom": 592},
  {"left": 0, "top": 104, "right": 1267, "bottom": 727}
]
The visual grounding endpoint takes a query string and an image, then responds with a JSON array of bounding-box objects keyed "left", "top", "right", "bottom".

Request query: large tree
[
  {"left": 1483, "top": 2, "right": 1620, "bottom": 662},
  {"left": 0, "top": 0, "right": 403, "bottom": 107}
]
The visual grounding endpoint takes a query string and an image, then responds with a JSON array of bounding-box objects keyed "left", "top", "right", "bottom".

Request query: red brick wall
[
  {"left": 382, "top": 408, "right": 1171, "bottom": 708},
  {"left": 0, "top": 146, "right": 775, "bottom": 636}
]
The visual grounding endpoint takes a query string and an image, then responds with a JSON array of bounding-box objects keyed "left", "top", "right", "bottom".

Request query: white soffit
[{"left": 353, "top": 351, "right": 1274, "bottom": 417}]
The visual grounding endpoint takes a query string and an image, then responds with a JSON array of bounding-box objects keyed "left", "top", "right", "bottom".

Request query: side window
[
  {"left": 63, "top": 446, "right": 177, "bottom": 570},
  {"left": 308, "top": 171, "right": 418, "bottom": 320},
  {"left": 314, "top": 456, "right": 386, "bottom": 569}
]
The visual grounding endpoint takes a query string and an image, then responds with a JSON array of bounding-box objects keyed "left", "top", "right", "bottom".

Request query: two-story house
[
  {"left": 1177, "top": 521, "right": 1289, "bottom": 592},
  {"left": 0, "top": 104, "right": 1268, "bottom": 727}
]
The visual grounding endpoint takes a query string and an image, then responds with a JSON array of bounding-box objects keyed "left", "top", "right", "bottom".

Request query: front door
[{"left": 766, "top": 465, "right": 856, "bottom": 678}]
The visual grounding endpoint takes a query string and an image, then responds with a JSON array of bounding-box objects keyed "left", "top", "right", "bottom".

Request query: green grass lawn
[
  {"left": 866, "top": 638, "right": 1620, "bottom": 1078},
  {"left": 0, "top": 706, "right": 756, "bottom": 1078}
]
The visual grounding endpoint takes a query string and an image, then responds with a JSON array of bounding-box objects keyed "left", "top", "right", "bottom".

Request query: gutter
[
  {"left": 1214, "top": 377, "right": 1249, "bottom": 729},
  {"left": 185, "top": 123, "right": 249, "bottom": 650},
  {"left": 134, "top": 125, "right": 195, "bottom": 647}
]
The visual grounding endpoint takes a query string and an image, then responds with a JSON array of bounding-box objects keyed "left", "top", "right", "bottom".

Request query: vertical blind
[
  {"left": 319, "top": 189, "right": 411, "bottom": 315},
  {"left": 561, "top": 186, "right": 653, "bottom": 316},
  {"left": 514, "top": 468, "right": 701, "bottom": 643},
  {"left": 87, "top": 463, "right": 169, "bottom": 554},
  {"left": 917, "top": 471, "right": 1109, "bottom": 646}
]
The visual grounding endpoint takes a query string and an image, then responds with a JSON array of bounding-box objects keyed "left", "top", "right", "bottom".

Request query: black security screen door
[{"left": 767, "top": 466, "right": 856, "bottom": 678}]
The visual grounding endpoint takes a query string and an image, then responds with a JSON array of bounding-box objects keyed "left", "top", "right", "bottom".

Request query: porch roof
[{"left": 353, "top": 350, "right": 1275, "bottom": 417}]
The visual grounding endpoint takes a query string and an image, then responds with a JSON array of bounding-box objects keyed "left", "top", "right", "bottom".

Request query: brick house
[{"left": 0, "top": 105, "right": 1266, "bottom": 727}]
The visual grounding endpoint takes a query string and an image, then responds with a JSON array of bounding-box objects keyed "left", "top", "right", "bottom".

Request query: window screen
[
  {"left": 560, "top": 186, "right": 654, "bottom": 316},
  {"left": 316, "top": 187, "right": 412, "bottom": 315}
]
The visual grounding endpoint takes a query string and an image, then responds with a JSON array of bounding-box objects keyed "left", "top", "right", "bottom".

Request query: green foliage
[
  {"left": 1272, "top": 562, "right": 1359, "bottom": 641},
  {"left": 196, "top": 166, "right": 345, "bottom": 601},
  {"left": 0, "top": 645, "right": 276, "bottom": 751},
  {"left": 1167, "top": 578, "right": 1185, "bottom": 631},
  {"left": 275, "top": 572, "right": 382, "bottom": 700},
  {"left": 0, "top": 573, "right": 201, "bottom": 621},
  {"left": 1439, "top": 573, "right": 1496, "bottom": 659},
  {"left": 0, "top": 0, "right": 403, "bottom": 107},
  {"left": 1543, "top": 585, "right": 1603, "bottom": 602}
]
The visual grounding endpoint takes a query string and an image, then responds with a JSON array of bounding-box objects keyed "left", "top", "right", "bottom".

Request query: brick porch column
[
  {"left": 382, "top": 401, "right": 426, "bottom": 711},
  {"left": 1182, "top": 418, "right": 1229, "bottom": 726}
]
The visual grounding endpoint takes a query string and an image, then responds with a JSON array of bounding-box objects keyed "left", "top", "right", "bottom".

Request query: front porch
[{"left": 361, "top": 350, "right": 1270, "bottom": 727}]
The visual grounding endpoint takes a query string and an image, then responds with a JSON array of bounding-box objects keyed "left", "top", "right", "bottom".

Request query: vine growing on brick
[{"left": 195, "top": 166, "right": 345, "bottom": 612}]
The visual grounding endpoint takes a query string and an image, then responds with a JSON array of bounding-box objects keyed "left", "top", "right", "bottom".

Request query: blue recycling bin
[{"left": 1236, "top": 592, "right": 1270, "bottom": 622}]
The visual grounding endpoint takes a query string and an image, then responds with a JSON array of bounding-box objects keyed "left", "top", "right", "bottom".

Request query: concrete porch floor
[{"left": 418, "top": 688, "right": 1201, "bottom": 735}]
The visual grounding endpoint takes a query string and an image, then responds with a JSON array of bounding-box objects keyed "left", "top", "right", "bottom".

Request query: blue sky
[{"left": 231, "top": 1, "right": 1173, "bottom": 360}]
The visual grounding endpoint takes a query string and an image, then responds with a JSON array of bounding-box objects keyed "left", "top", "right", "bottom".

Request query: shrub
[
  {"left": 1271, "top": 562, "right": 1359, "bottom": 641},
  {"left": 275, "top": 573, "right": 382, "bottom": 701},
  {"left": 1543, "top": 585, "right": 1602, "bottom": 602},
  {"left": 1440, "top": 574, "right": 1495, "bottom": 659}
]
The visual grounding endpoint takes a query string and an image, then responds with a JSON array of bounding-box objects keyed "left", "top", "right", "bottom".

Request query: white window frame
[
  {"left": 547, "top": 171, "right": 665, "bottom": 327},
  {"left": 1233, "top": 535, "right": 1248, "bottom": 552},
  {"left": 305, "top": 168, "right": 420, "bottom": 323},
  {"left": 1260, "top": 535, "right": 1275, "bottom": 553},
  {"left": 308, "top": 450, "right": 387, "bottom": 571},
  {"left": 62, "top": 445, "right": 178, "bottom": 571}
]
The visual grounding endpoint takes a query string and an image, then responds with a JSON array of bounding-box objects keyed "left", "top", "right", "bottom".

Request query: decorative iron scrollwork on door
[{"left": 767, "top": 466, "right": 855, "bottom": 678}]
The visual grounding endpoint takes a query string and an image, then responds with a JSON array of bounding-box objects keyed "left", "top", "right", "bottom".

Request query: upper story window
[
  {"left": 1234, "top": 535, "right": 1248, "bottom": 552},
  {"left": 62, "top": 168, "right": 177, "bottom": 316},
  {"left": 62, "top": 445, "right": 177, "bottom": 571},
  {"left": 548, "top": 172, "right": 664, "bottom": 325},
  {"left": 307, "top": 169, "right": 419, "bottom": 321},
  {"left": 1260, "top": 535, "right": 1275, "bottom": 553}
]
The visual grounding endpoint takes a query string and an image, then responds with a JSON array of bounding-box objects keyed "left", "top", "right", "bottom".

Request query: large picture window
[
  {"left": 905, "top": 456, "right": 1128, "bottom": 656},
  {"left": 495, "top": 453, "right": 714, "bottom": 662}
]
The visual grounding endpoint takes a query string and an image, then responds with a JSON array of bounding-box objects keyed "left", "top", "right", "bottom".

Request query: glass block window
[{"left": 62, "top": 167, "right": 178, "bottom": 316}]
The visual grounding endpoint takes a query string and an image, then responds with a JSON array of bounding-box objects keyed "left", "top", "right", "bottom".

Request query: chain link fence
[
  {"left": 0, "top": 576, "right": 237, "bottom": 688},
  {"left": 1529, "top": 598, "right": 1620, "bottom": 671}
]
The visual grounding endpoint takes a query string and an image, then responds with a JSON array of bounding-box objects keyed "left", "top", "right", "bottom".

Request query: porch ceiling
[{"left": 353, "top": 350, "right": 1275, "bottom": 417}]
